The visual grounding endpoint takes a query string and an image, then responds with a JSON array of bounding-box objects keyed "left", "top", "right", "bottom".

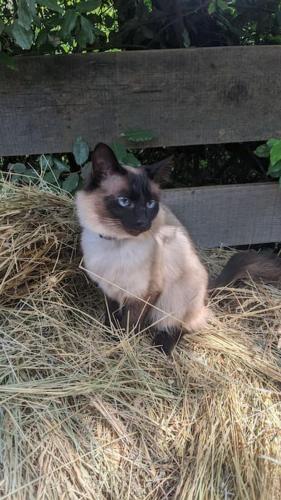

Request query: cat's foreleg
[
  {"left": 104, "top": 296, "right": 123, "bottom": 328},
  {"left": 153, "top": 327, "right": 183, "bottom": 355},
  {"left": 121, "top": 293, "right": 160, "bottom": 331}
]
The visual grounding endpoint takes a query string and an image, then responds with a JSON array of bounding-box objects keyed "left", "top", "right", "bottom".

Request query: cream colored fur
[{"left": 76, "top": 192, "right": 209, "bottom": 333}]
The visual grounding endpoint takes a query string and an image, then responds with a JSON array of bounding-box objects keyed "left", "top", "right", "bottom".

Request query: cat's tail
[{"left": 209, "top": 251, "right": 281, "bottom": 289}]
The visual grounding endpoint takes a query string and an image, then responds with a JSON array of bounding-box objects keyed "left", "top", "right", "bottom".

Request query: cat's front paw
[{"left": 153, "top": 331, "right": 176, "bottom": 355}]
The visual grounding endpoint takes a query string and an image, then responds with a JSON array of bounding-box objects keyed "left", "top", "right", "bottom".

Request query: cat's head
[{"left": 75, "top": 143, "right": 172, "bottom": 239}]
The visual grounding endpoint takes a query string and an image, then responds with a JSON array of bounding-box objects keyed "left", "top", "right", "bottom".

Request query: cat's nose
[{"left": 136, "top": 219, "right": 149, "bottom": 230}]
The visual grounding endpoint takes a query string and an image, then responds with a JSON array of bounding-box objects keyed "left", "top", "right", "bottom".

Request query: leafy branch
[{"left": 255, "top": 138, "right": 281, "bottom": 186}]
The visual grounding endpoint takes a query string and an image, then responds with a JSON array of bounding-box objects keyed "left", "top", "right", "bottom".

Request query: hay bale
[
  {"left": 0, "top": 181, "right": 280, "bottom": 499},
  {"left": 0, "top": 182, "right": 79, "bottom": 302}
]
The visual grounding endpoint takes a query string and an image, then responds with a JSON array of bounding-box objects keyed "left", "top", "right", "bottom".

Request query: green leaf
[
  {"left": 268, "top": 170, "right": 281, "bottom": 179},
  {"left": 61, "top": 10, "right": 78, "bottom": 38},
  {"left": 123, "top": 152, "right": 141, "bottom": 168},
  {"left": 18, "top": 0, "right": 36, "bottom": 30},
  {"left": 266, "top": 138, "right": 280, "bottom": 148},
  {"left": 111, "top": 142, "right": 141, "bottom": 168},
  {"left": 25, "top": 168, "right": 38, "bottom": 178},
  {"left": 11, "top": 175, "right": 23, "bottom": 184},
  {"left": 208, "top": 1, "right": 216, "bottom": 15},
  {"left": 121, "top": 129, "right": 155, "bottom": 143},
  {"left": 39, "top": 155, "right": 54, "bottom": 170},
  {"left": 199, "top": 159, "right": 208, "bottom": 169},
  {"left": 73, "top": 137, "right": 90, "bottom": 166},
  {"left": 26, "top": 0, "right": 36, "bottom": 14},
  {"left": 53, "top": 158, "right": 70, "bottom": 173},
  {"left": 78, "top": 16, "right": 94, "bottom": 47},
  {"left": 9, "top": 163, "right": 26, "bottom": 174},
  {"left": 43, "top": 169, "right": 61, "bottom": 185},
  {"left": 81, "top": 161, "right": 92, "bottom": 179},
  {"left": 37, "top": 0, "right": 64, "bottom": 14},
  {"left": 0, "top": 53, "right": 18, "bottom": 71},
  {"left": 268, "top": 160, "right": 281, "bottom": 176},
  {"left": 62, "top": 172, "right": 80, "bottom": 193},
  {"left": 144, "top": 0, "right": 152, "bottom": 12},
  {"left": 111, "top": 142, "right": 129, "bottom": 163},
  {"left": 182, "top": 29, "right": 190, "bottom": 48},
  {"left": 254, "top": 144, "right": 270, "bottom": 158},
  {"left": 76, "top": 0, "right": 101, "bottom": 13},
  {"left": 11, "top": 21, "right": 33, "bottom": 50},
  {"left": 217, "top": 0, "right": 228, "bottom": 11},
  {"left": 270, "top": 141, "right": 281, "bottom": 166}
]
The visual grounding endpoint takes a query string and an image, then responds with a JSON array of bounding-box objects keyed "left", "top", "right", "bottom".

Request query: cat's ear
[
  {"left": 145, "top": 156, "right": 173, "bottom": 183},
  {"left": 92, "top": 143, "right": 126, "bottom": 179}
]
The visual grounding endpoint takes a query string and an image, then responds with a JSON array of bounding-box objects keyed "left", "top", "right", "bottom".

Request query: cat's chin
[{"left": 125, "top": 228, "right": 151, "bottom": 237}]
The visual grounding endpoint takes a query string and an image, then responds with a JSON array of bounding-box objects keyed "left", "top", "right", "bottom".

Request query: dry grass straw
[{"left": 0, "top": 180, "right": 280, "bottom": 499}]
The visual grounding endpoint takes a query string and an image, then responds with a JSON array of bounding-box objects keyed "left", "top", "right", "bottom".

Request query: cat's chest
[{"left": 81, "top": 230, "right": 154, "bottom": 301}]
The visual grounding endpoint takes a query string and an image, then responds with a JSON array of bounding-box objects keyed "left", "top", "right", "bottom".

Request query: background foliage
[
  {"left": 2, "top": 1, "right": 281, "bottom": 61},
  {"left": 1, "top": 0, "right": 281, "bottom": 190}
]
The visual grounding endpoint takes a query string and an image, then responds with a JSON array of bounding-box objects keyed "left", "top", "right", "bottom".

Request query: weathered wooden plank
[
  {"left": 162, "top": 182, "right": 281, "bottom": 248},
  {"left": 1, "top": 46, "right": 281, "bottom": 156}
]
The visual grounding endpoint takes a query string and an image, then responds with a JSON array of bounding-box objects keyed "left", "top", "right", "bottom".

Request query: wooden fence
[
  {"left": 163, "top": 183, "right": 281, "bottom": 247},
  {"left": 1, "top": 46, "right": 281, "bottom": 247}
]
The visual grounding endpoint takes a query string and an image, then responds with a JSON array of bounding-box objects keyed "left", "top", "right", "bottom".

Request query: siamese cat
[{"left": 76, "top": 143, "right": 281, "bottom": 355}]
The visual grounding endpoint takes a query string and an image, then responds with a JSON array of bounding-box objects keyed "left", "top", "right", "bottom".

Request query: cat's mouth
[{"left": 125, "top": 225, "right": 151, "bottom": 237}]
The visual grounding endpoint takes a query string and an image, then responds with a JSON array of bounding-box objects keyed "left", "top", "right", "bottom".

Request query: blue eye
[
  {"left": 117, "top": 196, "right": 131, "bottom": 207},
  {"left": 147, "top": 199, "right": 156, "bottom": 209}
]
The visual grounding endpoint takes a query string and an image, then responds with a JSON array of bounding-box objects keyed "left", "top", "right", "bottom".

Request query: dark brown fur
[{"left": 210, "top": 251, "right": 281, "bottom": 289}]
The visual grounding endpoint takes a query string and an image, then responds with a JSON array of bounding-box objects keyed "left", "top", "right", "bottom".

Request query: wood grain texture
[
  {"left": 162, "top": 183, "right": 281, "bottom": 248},
  {"left": 1, "top": 46, "right": 281, "bottom": 156}
]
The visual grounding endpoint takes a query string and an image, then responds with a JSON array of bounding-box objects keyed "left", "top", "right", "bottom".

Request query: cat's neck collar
[{"left": 99, "top": 234, "right": 116, "bottom": 241}]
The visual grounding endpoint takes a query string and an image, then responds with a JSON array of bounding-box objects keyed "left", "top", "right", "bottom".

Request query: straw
[{"left": 0, "top": 180, "right": 280, "bottom": 499}]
